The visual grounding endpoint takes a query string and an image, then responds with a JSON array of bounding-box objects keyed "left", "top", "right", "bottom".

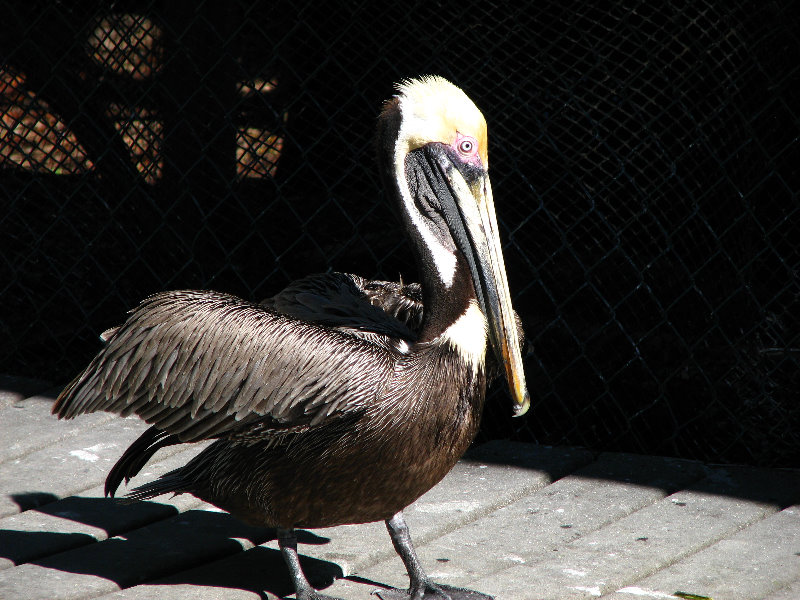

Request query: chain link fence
[{"left": 2, "top": 1, "right": 798, "bottom": 466}]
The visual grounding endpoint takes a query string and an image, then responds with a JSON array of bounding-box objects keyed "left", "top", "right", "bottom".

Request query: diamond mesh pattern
[{"left": 2, "top": 0, "right": 798, "bottom": 466}]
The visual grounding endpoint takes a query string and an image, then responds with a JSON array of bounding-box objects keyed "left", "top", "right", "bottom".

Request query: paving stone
[
  {"left": 602, "top": 505, "right": 800, "bottom": 600},
  {"left": 0, "top": 416, "right": 152, "bottom": 518},
  {"left": 468, "top": 465, "right": 800, "bottom": 600},
  {"left": 0, "top": 396, "right": 116, "bottom": 465},
  {"left": 760, "top": 578, "right": 800, "bottom": 600},
  {"left": 445, "top": 563, "right": 539, "bottom": 600},
  {"left": 0, "top": 375, "right": 54, "bottom": 410},
  {"left": 0, "top": 444, "right": 208, "bottom": 570}
]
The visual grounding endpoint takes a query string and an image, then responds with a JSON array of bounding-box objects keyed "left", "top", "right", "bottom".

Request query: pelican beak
[{"left": 434, "top": 151, "right": 531, "bottom": 417}]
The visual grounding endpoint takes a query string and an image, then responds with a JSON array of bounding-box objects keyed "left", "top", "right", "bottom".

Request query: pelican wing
[
  {"left": 53, "top": 290, "right": 393, "bottom": 441},
  {"left": 263, "top": 272, "right": 422, "bottom": 340}
]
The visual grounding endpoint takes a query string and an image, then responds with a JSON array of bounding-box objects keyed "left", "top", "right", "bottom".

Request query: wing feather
[
  {"left": 263, "top": 272, "right": 421, "bottom": 341},
  {"left": 54, "top": 290, "right": 392, "bottom": 441}
]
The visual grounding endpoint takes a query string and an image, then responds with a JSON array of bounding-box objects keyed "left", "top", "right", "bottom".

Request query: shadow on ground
[{"left": 1, "top": 495, "right": 342, "bottom": 598}]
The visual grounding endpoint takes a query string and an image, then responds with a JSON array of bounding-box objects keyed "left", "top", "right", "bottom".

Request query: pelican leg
[
  {"left": 278, "top": 528, "right": 342, "bottom": 600},
  {"left": 375, "top": 512, "right": 493, "bottom": 600}
]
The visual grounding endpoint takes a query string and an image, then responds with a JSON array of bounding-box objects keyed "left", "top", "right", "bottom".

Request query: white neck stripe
[{"left": 440, "top": 301, "right": 487, "bottom": 371}]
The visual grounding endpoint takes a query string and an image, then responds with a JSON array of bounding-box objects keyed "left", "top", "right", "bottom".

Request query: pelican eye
[{"left": 458, "top": 138, "right": 475, "bottom": 155}]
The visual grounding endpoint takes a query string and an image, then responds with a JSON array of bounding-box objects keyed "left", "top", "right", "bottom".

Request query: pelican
[{"left": 54, "top": 75, "right": 530, "bottom": 600}]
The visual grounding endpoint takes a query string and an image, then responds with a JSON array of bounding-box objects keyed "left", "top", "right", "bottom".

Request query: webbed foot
[
  {"left": 379, "top": 513, "right": 494, "bottom": 599},
  {"left": 372, "top": 582, "right": 493, "bottom": 600}
]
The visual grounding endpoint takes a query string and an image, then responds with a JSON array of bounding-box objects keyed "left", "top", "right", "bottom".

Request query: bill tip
[{"left": 512, "top": 389, "right": 530, "bottom": 417}]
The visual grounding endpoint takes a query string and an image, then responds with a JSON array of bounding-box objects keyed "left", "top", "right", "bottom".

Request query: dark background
[{"left": 2, "top": 1, "right": 798, "bottom": 466}]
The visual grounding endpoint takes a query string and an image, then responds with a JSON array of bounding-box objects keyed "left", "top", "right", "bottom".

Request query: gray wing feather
[{"left": 54, "top": 290, "right": 392, "bottom": 440}]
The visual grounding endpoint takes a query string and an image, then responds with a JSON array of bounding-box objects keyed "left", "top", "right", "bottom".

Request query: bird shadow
[{"left": 1, "top": 494, "right": 343, "bottom": 599}]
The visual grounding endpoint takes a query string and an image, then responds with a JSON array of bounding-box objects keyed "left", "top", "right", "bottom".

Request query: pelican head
[{"left": 377, "top": 75, "right": 530, "bottom": 417}]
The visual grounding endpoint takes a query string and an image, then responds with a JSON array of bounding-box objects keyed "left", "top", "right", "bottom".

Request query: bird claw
[{"left": 371, "top": 583, "right": 493, "bottom": 600}]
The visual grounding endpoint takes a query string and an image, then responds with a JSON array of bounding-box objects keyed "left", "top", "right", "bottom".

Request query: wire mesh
[{"left": 1, "top": 0, "right": 798, "bottom": 466}]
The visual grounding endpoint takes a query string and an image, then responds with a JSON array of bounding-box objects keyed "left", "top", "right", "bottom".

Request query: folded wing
[{"left": 53, "top": 289, "right": 393, "bottom": 441}]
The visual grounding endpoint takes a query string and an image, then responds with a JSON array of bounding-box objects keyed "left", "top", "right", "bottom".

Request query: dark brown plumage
[{"left": 53, "top": 76, "right": 529, "bottom": 600}]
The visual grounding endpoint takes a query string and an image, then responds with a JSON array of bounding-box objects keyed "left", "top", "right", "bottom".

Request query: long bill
[{"left": 435, "top": 152, "right": 531, "bottom": 417}]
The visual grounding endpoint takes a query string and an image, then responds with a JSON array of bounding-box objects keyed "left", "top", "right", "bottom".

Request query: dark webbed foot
[
  {"left": 372, "top": 583, "right": 493, "bottom": 599},
  {"left": 381, "top": 512, "right": 494, "bottom": 600}
]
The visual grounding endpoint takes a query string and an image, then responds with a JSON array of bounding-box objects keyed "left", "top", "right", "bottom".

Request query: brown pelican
[{"left": 54, "top": 75, "right": 530, "bottom": 600}]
